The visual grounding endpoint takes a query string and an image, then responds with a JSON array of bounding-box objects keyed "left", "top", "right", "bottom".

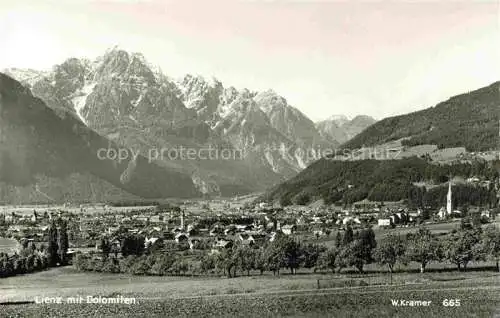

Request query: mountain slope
[
  {"left": 0, "top": 73, "right": 199, "bottom": 202},
  {"left": 316, "top": 115, "right": 376, "bottom": 145},
  {"left": 342, "top": 82, "right": 500, "bottom": 151},
  {"left": 261, "top": 156, "right": 498, "bottom": 207}
]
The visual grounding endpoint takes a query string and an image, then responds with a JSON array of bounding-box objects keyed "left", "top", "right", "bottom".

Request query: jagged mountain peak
[
  {"left": 180, "top": 74, "right": 222, "bottom": 87},
  {"left": 316, "top": 114, "right": 376, "bottom": 145},
  {"left": 94, "top": 48, "right": 156, "bottom": 84},
  {"left": 325, "top": 114, "right": 350, "bottom": 126},
  {"left": 254, "top": 89, "right": 288, "bottom": 114}
]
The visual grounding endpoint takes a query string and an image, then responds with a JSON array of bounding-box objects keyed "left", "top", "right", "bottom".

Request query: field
[
  {"left": 1, "top": 267, "right": 499, "bottom": 317},
  {"left": 1, "top": 281, "right": 498, "bottom": 317}
]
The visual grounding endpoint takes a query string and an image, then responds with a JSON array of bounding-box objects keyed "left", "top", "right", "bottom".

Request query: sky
[{"left": 0, "top": 0, "right": 498, "bottom": 121}]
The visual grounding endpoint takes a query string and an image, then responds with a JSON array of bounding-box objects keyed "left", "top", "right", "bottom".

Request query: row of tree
[
  {"left": 329, "top": 223, "right": 500, "bottom": 275},
  {"left": 0, "top": 218, "right": 70, "bottom": 278},
  {"left": 0, "top": 242, "right": 49, "bottom": 277},
  {"left": 74, "top": 223, "right": 500, "bottom": 278}
]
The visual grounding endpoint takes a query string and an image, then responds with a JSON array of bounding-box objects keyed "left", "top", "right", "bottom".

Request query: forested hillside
[
  {"left": 262, "top": 157, "right": 499, "bottom": 208},
  {"left": 343, "top": 82, "right": 499, "bottom": 151}
]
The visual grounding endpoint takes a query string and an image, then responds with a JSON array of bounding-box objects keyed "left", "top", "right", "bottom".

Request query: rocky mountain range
[
  {"left": 0, "top": 73, "right": 199, "bottom": 204},
  {"left": 2, "top": 47, "right": 375, "bottom": 201}
]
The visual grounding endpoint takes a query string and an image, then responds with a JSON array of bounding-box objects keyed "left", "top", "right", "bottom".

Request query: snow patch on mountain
[
  {"left": 294, "top": 151, "right": 308, "bottom": 169},
  {"left": 264, "top": 150, "right": 280, "bottom": 173},
  {"left": 71, "top": 82, "right": 96, "bottom": 124}
]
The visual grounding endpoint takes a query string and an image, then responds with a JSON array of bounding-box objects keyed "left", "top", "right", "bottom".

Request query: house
[
  {"left": 110, "top": 238, "right": 121, "bottom": 251},
  {"left": 171, "top": 227, "right": 184, "bottom": 234},
  {"left": 135, "top": 216, "right": 149, "bottom": 223},
  {"left": 175, "top": 233, "right": 189, "bottom": 243},
  {"left": 268, "top": 232, "right": 278, "bottom": 242},
  {"left": 238, "top": 233, "right": 255, "bottom": 246},
  {"left": 107, "top": 226, "right": 119, "bottom": 235},
  {"left": 481, "top": 210, "right": 492, "bottom": 219},
  {"left": 438, "top": 207, "right": 448, "bottom": 219},
  {"left": 249, "top": 233, "right": 267, "bottom": 246},
  {"left": 266, "top": 222, "right": 275, "bottom": 230},
  {"left": 213, "top": 238, "right": 233, "bottom": 249},
  {"left": 145, "top": 237, "right": 160, "bottom": 247},
  {"left": 378, "top": 218, "right": 392, "bottom": 227},
  {"left": 236, "top": 224, "right": 253, "bottom": 232},
  {"left": 121, "top": 217, "right": 132, "bottom": 223},
  {"left": 224, "top": 226, "right": 237, "bottom": 236},
  {"left": 149, "top": 215, "right": 161, "bottom": 223},
  {"left": 313, "top": 229, "right": 325, "bottom": 237},
  {"left": 340, "top": 216, "right": 361, "bottom": 225},
  {"left": 311, "top": 216, "right": 322, "bottom": 224},
  {"left": 467, "top": 176, "right": 480, "bottom": 183},
  {"left": 7, "top": 225, "right": 25, "bottom": 232},
  {"left": 257, "top": 202, "right": 271, "bottom": 209},
  {"left": 209, "top": 227, "right": 223, "bottom": 237},
  {"left": 186, "top": 228, "right": 198, "bottom": 236},
  {"left": 281, "top": 224, "right": 296, "bottom": 235},
  {"left": 188, "top": 239, "right": 201, "bottom": 250}
]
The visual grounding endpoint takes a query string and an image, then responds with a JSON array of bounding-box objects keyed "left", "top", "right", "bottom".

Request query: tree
[
  {"left": 254, "top": 248, "right": 268, "bottom": 275},
  {"left": 335, "top": 231, "right": 342, "bottom": 248},
  {"left": 73, "top": 253, "right": 89, "bottom": 271},
  {"left": 359, "top": 227, "right": 377, "bottom": 254},
  {"left": 444, "top": 228, "right": 481, "bottom": 271},
  {"left": 99, "top": 238, "right": 111, "bottom": 258},
  {"left": 337, "top": 228, "right": 377, "bottom": 274},
  {"left": 234, "top": 246, "right": 255, "bottom": 276},
  {"left": 301, "top": 244, "right": 325, "bottom": 269},
  {"left": 295, "top": 193, "right": 311, "bottom": 206},
  {"left": 121, "top": 235, "right": 145, "bottom": 257},
  {"left": 219, "top": 248, "right": 238, "bottom": 278},
  {"left": 102, "top": 257, "right": 120, "bottom": 273},
  {"left": 480, "top": 225, "right": 500, "bottom": 272},
  {"left": 265, "top": 241, "right": 285, "bottom": 276},
  {"left": 47, "top": 221, "right": 59, "bottom": 267},
  {"left": 405, "top": 227, "right": 442, "bottom": 273},
  {"left": 279, "top": 196, "right": 292, "bottom": 207},
  {"left": 337, "top": 240, "right": 366, "bottom": 273},
  {"left": 282, "top": 238, "right": 301, "bottom": 274},
  {"left": 57, "top": 220, "right": 69, "bottom": 265},
  {"left": 373, "top": 234, "right": 406, "bottom": 283},
  {"left": 150, "top": 254, "right": 175, "bottom": 276},
  {"left": 131, "top": 258, "right": 150, "bottom": 275},
  {"left": 343, "top": 225, "right": 354, "bottom": 246},
  {"left": 198, "top": 254, "right": 215, "bottom": 275},
  {"left": 316, "top": 248, "right": 338, "bottom": 273}
]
